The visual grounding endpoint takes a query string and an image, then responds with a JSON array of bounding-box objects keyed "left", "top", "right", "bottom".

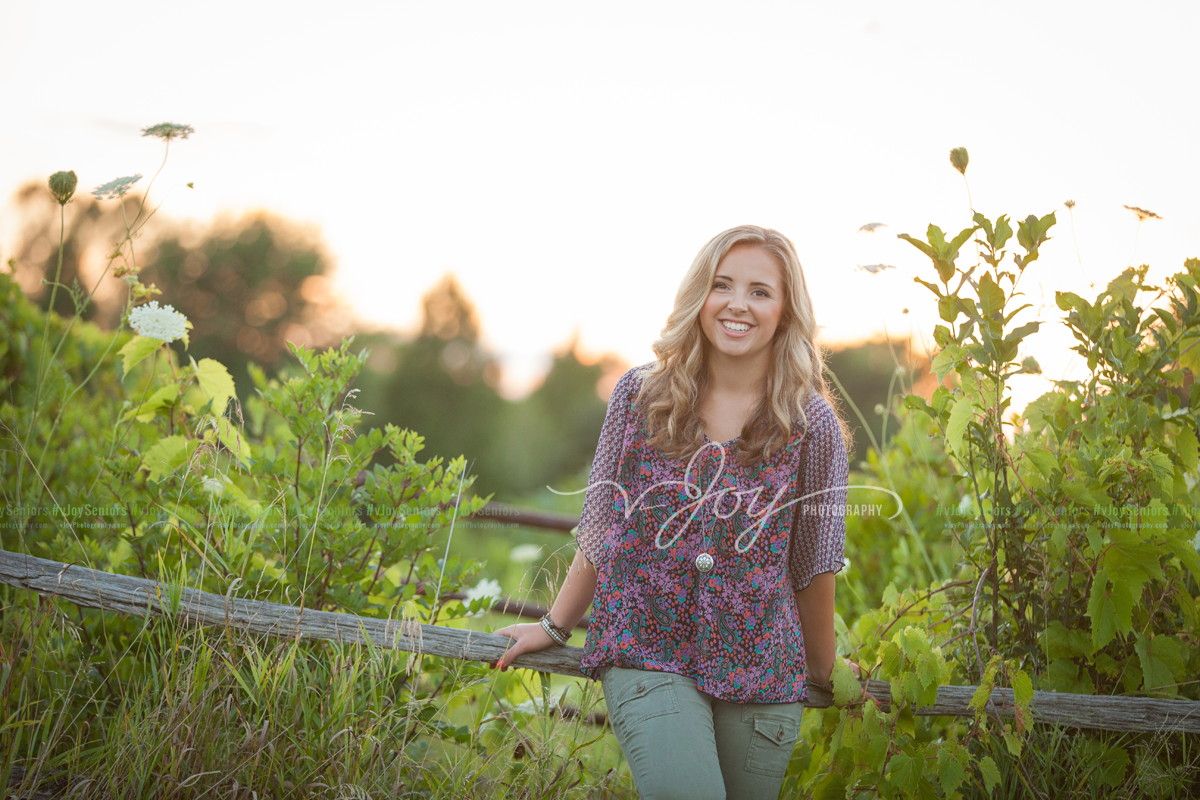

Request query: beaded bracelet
[
  {"left": 539, "top": 613, "right": 571, "bottom": 646},
  {"left": 805, "top": 679, "right": 834, "bottom": 692}
]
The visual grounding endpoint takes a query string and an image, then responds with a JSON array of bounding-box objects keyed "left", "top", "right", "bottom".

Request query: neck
[{"left": 706, "top": 348, "right": 771, "bottom": 396}]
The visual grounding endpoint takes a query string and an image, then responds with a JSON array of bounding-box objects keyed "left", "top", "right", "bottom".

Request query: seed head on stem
[{"left": 48, "top": 171, "right": 77, "bottom": 206}]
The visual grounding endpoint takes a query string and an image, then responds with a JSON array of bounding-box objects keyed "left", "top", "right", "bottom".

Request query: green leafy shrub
[
  {"left": 2, "top": 128, "right": 626, "bottom": 796},
  {"left": 792, "top": 161, "right": 1200, "bottom": 797}
]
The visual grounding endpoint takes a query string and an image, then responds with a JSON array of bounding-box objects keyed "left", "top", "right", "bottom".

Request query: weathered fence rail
[
  {"left": 468, "top": 501, "right": 578, "bottom": 533},
  {"left": 2, "top": 549, "right": 1198, "bottom": 735}
]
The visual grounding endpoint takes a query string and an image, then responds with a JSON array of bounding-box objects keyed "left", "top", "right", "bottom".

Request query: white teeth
[{"left": 722, "top": 321, "right": 750, "bottom": 332}]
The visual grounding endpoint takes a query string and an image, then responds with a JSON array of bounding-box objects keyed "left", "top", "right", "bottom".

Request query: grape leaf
[
  {"left": 969, "top": 683, "right": 992, "bottom": 715},
  {"left": 867, "top": 732, "right": 889, "bottom": 772},
  {"left": 881, "top": 642, "right": 903, "bottom": 679},
  {"left": 886, "top": 751, "right": 922, "bottom": 793},
  {"left": 140, "top": 435, "right": 199, "bottom": 483},
  {"left": 118, "top": 335, "right": 161, "bottom": 378},
  {"left": 812, "top": 773, "right": 847, "bottom": 800},
  {"left": 899, "top": 626, "right": 930, "bottom": 660},
  {"left": 122, "top": 383, "right": 179, "bottom": 422},
  {"left": 831, "top": 656, "right": 859, "bottom": 707},
  {"left": 1102, "top": 527, "right": 1163, "bottom": 588},
  {"left": 937, "top": 746, "right": 966, "bottom": 794},
  {"left": 1011, "top": 669, "right": 1033, "bottom": 707},
  {"left": 1135, "top": 632, "right": 1186, "bottom": 694},
  {"left": 1087, "top": 568, "right": 1135, "bottom": 650},
  {"left": 980, "top": 755, "right": 1001, "bottom": 794},
  {"left": 1002, "top": 727, "right": 1022, "bottom": 757},
  {"left": 195, "top": 358, "right": 237, "bottom": 418}
]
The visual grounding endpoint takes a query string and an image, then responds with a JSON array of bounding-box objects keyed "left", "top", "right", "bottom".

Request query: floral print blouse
[{"left": 576, "top": 363, "right": 849, "bottom": 704}]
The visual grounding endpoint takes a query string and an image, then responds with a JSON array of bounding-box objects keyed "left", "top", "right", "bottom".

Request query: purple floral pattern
[{"left": 576, "top": 363, "right": 849, "bottom": 703}]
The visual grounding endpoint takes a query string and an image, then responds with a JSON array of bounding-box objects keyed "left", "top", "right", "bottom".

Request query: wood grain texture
[{"left": 3, "top": 549, "right": 1198, "bottom": 733}]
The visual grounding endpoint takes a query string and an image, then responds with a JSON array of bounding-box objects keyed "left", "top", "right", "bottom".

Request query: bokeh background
[{"left": 3, "top": 2, "right": 1199, "bottom": 581}]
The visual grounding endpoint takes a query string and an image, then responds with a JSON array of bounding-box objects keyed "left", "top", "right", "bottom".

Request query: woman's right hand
[{"left": 490, "top": 622, "right": 555, "bottom": 670}]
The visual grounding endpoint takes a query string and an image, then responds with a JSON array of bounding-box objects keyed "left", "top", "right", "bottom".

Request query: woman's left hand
[{"left": 490, "top": 622, "right": 555, "bottom": 670}]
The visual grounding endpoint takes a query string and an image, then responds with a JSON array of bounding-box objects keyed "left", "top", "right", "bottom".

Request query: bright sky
[{"left": 3, "top": 2, "right": 1198, "bottom": 407}]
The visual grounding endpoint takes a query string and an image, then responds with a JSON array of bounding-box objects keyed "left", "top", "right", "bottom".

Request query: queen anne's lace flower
[
  {"left": 49, "top": 171, "right": 77, "bottom": 205},
  {"left": 128, "top": 301, "right": 188, "bottom": 342},
  {"left": 141, "top": 122, "right": 195, "bottom": 141},
  {"left": 462, "top": 578, "right": 501, "bottom": 615},
  {"left": 92, "top": 174, "right": 143, "bottom": 200}
]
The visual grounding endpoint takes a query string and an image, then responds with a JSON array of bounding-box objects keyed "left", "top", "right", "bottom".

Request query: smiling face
[{"left": 698, "top": 243, "right": 786, "bottom": 365}]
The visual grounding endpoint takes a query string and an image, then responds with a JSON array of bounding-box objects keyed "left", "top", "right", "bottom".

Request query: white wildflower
[
  {"left": 463, "top": 578, "right": 501, "bottom": 615},
  {"left": 141, "top": 122, "right": 195, "bottom": 141},
  {"left": 509, "top": 543, "right": 543, "bottom": 563},
  {"left": 128, "top": 300, "right": 189, "bottom": 343},
  {"left": 513, "top": 696, "right": 555, "bottom": 715},
  {"left": 92, "top": 174, "right": 143, "bottom": 200}
]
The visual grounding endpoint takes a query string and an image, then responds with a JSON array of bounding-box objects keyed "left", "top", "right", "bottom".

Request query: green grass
[
  {"left": 0, "top": 584, "right": 633, "bottom": 799},
  {"left": 975, "top": 721, "right": 1200, "bottom": 799}
]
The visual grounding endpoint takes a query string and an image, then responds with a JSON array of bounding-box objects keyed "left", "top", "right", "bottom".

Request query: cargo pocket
[
  {"left": 745, "top": 715, "right": 800, "bottom": 776},
  {"left": 606, "top": 671, "right": 680, "bottom": 729}
]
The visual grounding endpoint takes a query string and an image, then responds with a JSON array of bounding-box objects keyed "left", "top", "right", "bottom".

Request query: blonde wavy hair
[{"left": 635, "top": 224, "right": 852, "bottom": 464}]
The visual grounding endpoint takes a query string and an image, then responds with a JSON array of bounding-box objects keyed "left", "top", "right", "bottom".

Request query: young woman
[{"left": 493, "top": 225, "right": 852, "bottom": 799}]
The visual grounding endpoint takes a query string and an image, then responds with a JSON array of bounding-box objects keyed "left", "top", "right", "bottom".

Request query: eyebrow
[{"left": 714, "top": 273, "right": 777, "bottom": 289}]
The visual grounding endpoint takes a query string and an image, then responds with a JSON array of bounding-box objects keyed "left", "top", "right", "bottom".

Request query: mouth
[{"left": 720, "top": 319, "right": 752, "bottom": 334}]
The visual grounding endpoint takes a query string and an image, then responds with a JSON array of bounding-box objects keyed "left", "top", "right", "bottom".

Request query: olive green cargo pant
[{"left": 599, "top": 665, "right": 804, "bottom": 800}]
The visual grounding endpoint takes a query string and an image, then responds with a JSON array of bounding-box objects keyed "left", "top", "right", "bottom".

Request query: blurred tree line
[{"left": 6, "top": 178, "right": 924, "bottom": 499}]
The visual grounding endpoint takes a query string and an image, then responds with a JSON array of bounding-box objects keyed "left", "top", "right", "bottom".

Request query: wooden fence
[
  {"left": 2, "top": 548, "right": 1198, "bottom": 735},
  {"left": 467, "top": 502, "right": 578, "bottom": 534}
]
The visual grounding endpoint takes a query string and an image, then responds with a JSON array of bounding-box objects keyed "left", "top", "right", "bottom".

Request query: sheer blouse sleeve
[
  {"left": 788, "top": 395, "right": 850, "bottom": 592},
  {"left": 575, "top": 366, "right": 644, "bottom": 566}
]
